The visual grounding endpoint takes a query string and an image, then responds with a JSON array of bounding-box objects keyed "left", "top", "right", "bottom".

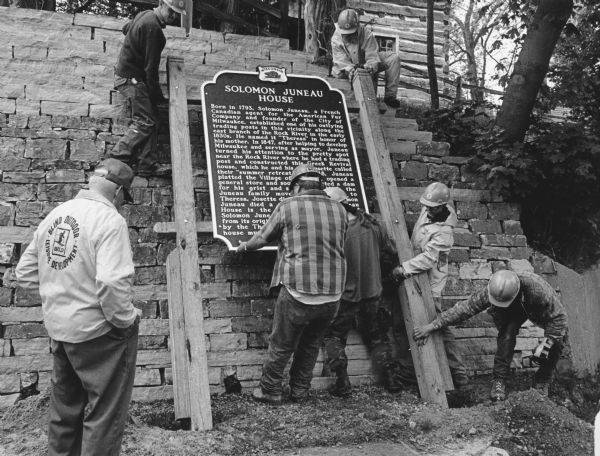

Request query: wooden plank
[
  {"left": 348, "top": 0, "right": 446, "bottom": 21},
  {"left": 166, "top": 251, "right": 191, "bottom": 419},
  {"left": 0, "top": 227, "right": 35, "bottom": 244},
  {"left": 397, "top": 187, "right": 500, "bottom": 203},
  {"left": 352, "top": 69, "right": 450, "bottom": 406},
  {"left": 167, "top": 56, "right": 212, "bottom": 430},
  {"left": 239, "top": 0, "right": 282, "bottom": 19},
  {"left": 153, "top": 221, "right": 213, "bottom": 235}
]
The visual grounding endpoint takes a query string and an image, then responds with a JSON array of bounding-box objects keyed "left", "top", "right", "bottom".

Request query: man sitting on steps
[{"left": 331, "top": 8, "right": 402, "bottom": 109}]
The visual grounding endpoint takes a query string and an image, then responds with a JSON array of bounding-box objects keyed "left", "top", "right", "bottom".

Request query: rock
[{"left": 482, "top": 447, "right": 509, "bottom": 456}]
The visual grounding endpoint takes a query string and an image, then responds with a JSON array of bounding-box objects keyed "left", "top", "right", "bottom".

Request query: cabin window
[{"left": 375, "top": 36, "right": 397, "bottom": 53}]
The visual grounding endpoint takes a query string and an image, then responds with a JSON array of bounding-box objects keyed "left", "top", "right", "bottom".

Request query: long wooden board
[
  {"left": 352, "top": 69, "right": 450, "bottom": 406},
  {"left": 167, "top": 56, "right": 212, "bottom": 430}
]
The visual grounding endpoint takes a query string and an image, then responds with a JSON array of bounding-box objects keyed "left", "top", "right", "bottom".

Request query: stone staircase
[{"left": 0, "top": 7, "right": 557, "bottom": 404}]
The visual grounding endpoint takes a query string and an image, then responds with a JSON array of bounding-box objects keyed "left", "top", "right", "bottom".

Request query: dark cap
[{"left": 93, "top": 158, "right": 134, "bottom": 202}]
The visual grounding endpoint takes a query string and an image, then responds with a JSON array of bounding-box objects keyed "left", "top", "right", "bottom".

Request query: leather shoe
[{"left": 252, "top": 387, "right": 282, "bottom": 405}]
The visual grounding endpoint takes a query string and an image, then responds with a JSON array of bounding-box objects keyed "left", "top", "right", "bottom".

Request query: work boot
[
  {"left": 328, "top": 366, "right": 352, "bottom": 398},
  {"left": 382, "top": 364, "right": 404, "bottom": 394},
  {"left": 490, "top": 379, "right": 506, "bottom": 402},
  {"left": 452, "top": 372, "right": 470, "bottom": 390},
  {"left": 383, "top": 96, "right": 401, "bottom": 108},
  {"left": 534, "top": 382, "right": 549, "bottom": 397},
  {"left": 252, "top": 387, "right": 282, "bottom": 405}
]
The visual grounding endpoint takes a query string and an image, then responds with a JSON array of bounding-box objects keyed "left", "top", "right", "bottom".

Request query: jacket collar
[{"left": 75, "top": 189, "right": 117, "bottom": 210}]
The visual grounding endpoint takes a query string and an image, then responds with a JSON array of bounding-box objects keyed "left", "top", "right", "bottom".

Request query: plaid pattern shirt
[
  {"left": 258, "top": 190, "right": 348, "bottom": 295},
  {"left": 434, "top": 271, "right": 568, "bottom": 340}
]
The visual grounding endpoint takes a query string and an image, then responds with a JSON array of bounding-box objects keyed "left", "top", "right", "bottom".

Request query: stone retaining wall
[{"left": 0, "top": 7, "right": 575, "bottom": 406}]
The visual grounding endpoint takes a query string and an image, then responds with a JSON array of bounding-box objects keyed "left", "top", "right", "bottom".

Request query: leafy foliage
[
  {"left": 417, "top": 101, "right": 495, "bottom": 156},
  {"left": 548, "top": 3, "right": 600, "bottom": 134},
  {"left": 472, "top": 121, "right": 600, "bottom": 271},
  {"left": 421, "top": 98, "right": 600, "bottom": 271}
]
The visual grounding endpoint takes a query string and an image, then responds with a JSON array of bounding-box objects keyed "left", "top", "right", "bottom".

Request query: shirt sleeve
[
  {"left": 258, "top": 204, "right": 284, "bottom": 243},
  {"left": 95, "top": 217, "right": 137, "bottom": 328},
  {"left": 15, "top": 229, "right": 41, "bottom": 294},
  {"left": 331, "top": 33, "right": 355, "bottom": 78},
  {"left": 402, "top": 229, "right": 452, "bottom": 275},
  {"left": 142, "top": 23, "right": 167, "bottom": 104},
  {"left": 542, "top": 295, "right": 569, "bottom": 340},
  {"left": 435, "top": 287, "right": 490, "bottom": 328},
  {"left": 362, "top": 29, "right": 381, "bottom": 69},
  {"left": 378, "top": 223, "right": 399, "bottom": 275}
]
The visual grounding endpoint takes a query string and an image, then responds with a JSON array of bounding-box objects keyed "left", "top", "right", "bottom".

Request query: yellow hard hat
[
  {"left": 488, "top": 270, "right": 520, "bottom": 308},
  {"left": 289, "top": 163, "right": 324, "bottom": 191},
  {"left": 324, "top": 187, "right": 348, "bottom": 203},
  {"left": 337, "top": 9, "right": 359, "bottom": 35},
  {"left": 420, "top": 182, "right": 450, "bottom": 207},
  {"left": 164, "top": 0, "right": 187, "bottom": 15}
]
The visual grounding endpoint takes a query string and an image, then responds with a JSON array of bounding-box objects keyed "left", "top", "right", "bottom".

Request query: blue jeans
[
  {"left": 110, "top": 77, "right": 158, "bottom": 170},
  {"left": 260, "top": 287, "right": 339, "bottom": 399}
]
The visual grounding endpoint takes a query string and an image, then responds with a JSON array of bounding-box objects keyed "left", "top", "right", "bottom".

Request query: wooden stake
[
  {"left": 167, "top": 56, "right": 213, "bottom": 430},
  {"left": 166, "top": 251, "right": 190, "bottom": 419},
  {"left": 352, "top": 69, "right": 450, "bottom": 407}
]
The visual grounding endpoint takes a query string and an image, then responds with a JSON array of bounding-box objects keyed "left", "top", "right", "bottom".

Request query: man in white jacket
[
  {"left": 16, "top": 158, "right": 140, "bottom": 456},
  {"left": 392, "top": 182, "right": 469, "bottom": 388}
]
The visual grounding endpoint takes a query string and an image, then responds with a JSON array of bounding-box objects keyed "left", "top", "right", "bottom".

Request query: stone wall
[{"left": 0, "top": 7, "right": 580, "bottom": 407}]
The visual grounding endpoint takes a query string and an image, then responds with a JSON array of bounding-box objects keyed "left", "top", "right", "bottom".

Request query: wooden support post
[
  {"left": 352, "top": 69, "right": 450, "bottom": 407},
  {"left": 167, "top": 56, "right": 213, "bottom": 430},
  {"left": 166, "top": 251, "right": 190, "bottom": 419}
]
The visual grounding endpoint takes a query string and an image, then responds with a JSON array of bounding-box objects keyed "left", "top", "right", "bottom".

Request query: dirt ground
[{"left": 0, "top": 371, "right": 596, "bottom": 456}]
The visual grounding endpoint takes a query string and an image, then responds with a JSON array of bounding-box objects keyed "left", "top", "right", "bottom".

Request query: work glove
[
  {"left": 363, "top": 63, "right": 378, "bottom": 75},
  {"left": 391, "top": 266, "right": 408, "bottom": 282},
  {"left": 531, "top": 337, "right": 554, "bottom": 365}
]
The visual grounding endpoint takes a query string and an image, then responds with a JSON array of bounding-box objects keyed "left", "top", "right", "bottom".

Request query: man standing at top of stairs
[{"left": 109, "top": 0, "right": 186, "bottom": 177}]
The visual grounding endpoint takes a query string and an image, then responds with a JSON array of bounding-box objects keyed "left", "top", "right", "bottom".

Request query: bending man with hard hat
[
  {"left": 236, "top": 164, "right": 348, "bottom": 404},
  {"left": 322, "top": 187, "right": 402, "bottom": 397},
  {"left": 331, "top": 8, "right": 402, "bottom": 109},
  {"left": 109, "top": 0, "right": 186, "bottom": 177},
  {"left": 414, "top": 270, "right": 568, "bottom": 401},
  {"left": 15, "top": 159, "right": 140, "bottom": 456},
  {"left": 392, "top": 182, "right": 469, "bottom": 388}
]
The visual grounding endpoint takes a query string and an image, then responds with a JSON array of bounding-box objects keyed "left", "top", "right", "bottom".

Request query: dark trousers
[
  {"left": 110, "top": 79, "right": 158, "bottom": 170},
  {"left": 48, "top": 323, "right": 138, "bottom": 456},
  {"left": 260, "top": 286, "right": 339, "bottom": 398},
  {"left": 323, "top": 297, "right": 393, "bottom": 372},
  {"left": 394, "top": 297, "right": 467, "bottom": 383},
  {"left": 493, "top": 312, "right": 562, "bottom": 383}
]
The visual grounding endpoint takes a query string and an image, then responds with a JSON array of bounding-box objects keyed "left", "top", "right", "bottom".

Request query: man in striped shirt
[{"left": 237, "top": 163, "right": 348, "bottom": 404}]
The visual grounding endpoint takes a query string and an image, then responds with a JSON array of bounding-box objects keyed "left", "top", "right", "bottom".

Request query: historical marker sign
[{"left": 201, "top": 68, "right": 367, "bottom": 250}]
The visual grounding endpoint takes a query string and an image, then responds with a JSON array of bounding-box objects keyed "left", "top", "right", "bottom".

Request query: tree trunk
[
  {"left": 220, "top": 0, "right": 237, "bottom": 33},
  {"left": 1, "top": 0, "right": 55, "bottom": 9},
  {"left": 304, "top": 0, "right": 345, "bottom": 63},
  {"left": 496, "top": 0, "right": 573, "bottom": 143},
  {"left": 279, "top": 0, "right": 289, "bottom": 39},
  {"left": 427, "top": 0, "right": 439, "bottom": 109}
]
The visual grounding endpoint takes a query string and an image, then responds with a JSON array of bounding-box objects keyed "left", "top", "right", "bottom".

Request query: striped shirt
[{"left": 258, "top": 190, "right": 348, "bottom": 295}]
